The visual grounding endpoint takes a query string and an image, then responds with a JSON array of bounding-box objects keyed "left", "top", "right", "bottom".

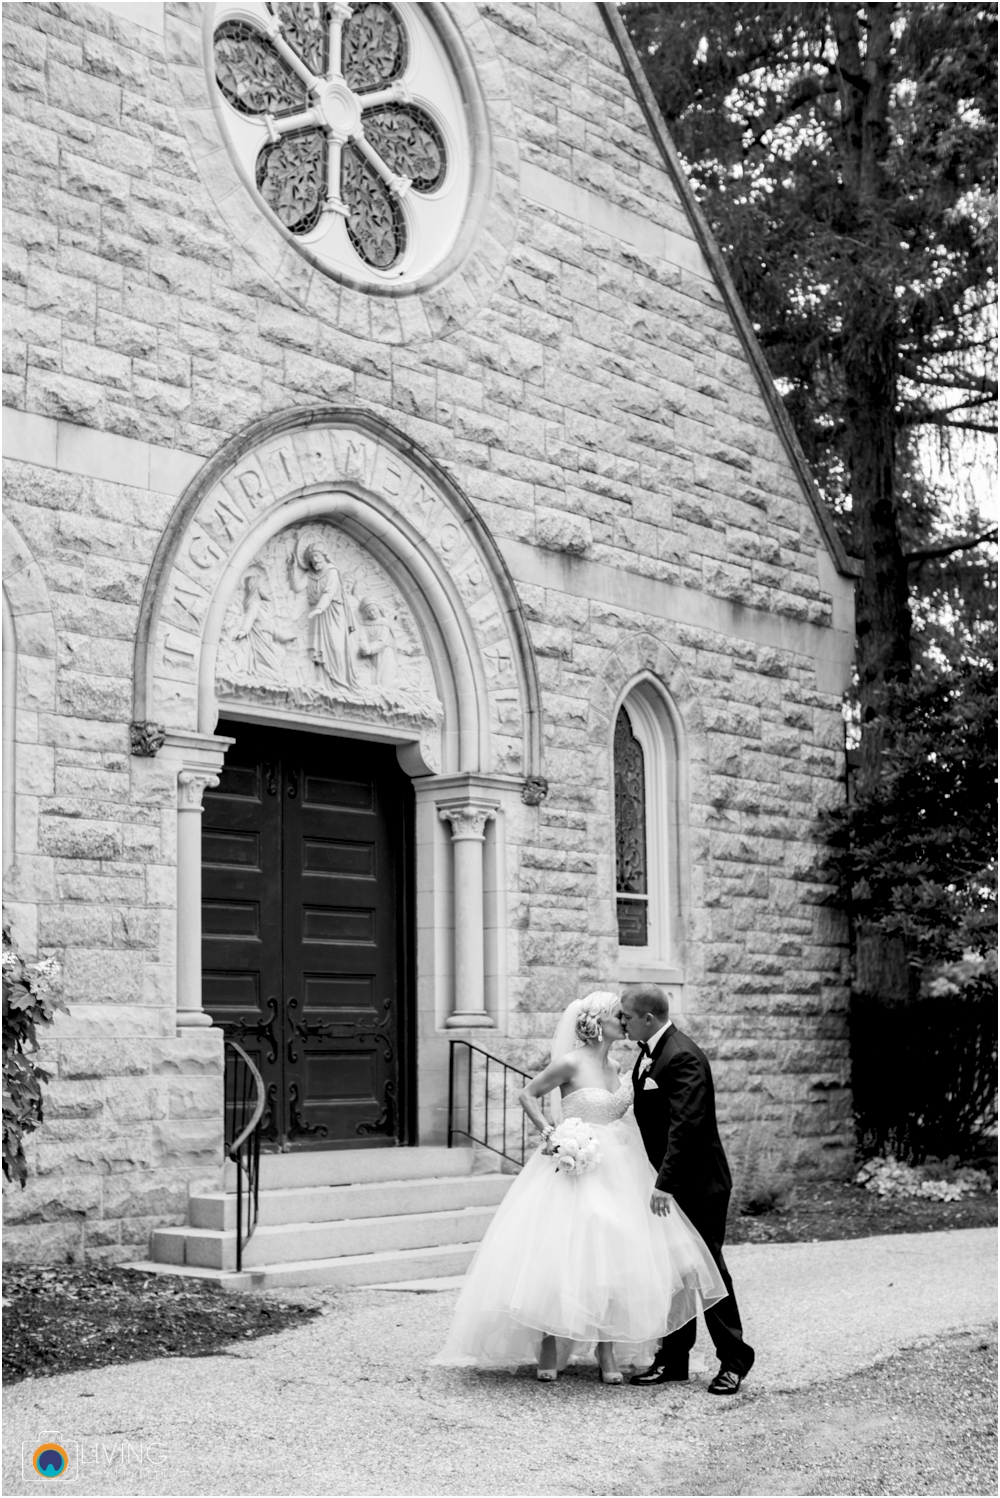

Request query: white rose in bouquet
[{"left": 543, "top": 1119, "right": 601, "bottom": 1177}]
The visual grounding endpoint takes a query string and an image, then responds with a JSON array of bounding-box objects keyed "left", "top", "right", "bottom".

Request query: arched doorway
[{"left": 133, "top": 408, "right": 542, "bottom": 1147}]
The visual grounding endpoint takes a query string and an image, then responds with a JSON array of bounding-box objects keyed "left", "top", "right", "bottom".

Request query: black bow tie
[{"left": 638, "top": 1042, "right": 651, "bottom": 1058}]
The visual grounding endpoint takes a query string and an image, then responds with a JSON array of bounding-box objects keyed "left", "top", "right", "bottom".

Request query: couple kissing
[{"left": 434, "top": 983, "right": 755, "bottom": 1392}]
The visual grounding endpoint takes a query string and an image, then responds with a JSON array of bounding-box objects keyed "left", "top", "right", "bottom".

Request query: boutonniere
[{"left": 643, "top": 1077, "right": 659, "bottom": 1090}]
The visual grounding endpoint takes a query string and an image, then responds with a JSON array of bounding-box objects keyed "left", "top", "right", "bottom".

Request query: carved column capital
[
  {"left": 177, "top": 769, "right": 220, "bottom": 811},
  {"left": 521, "top": 775, "right": 548, "bottom": 806},
  {"left": 438, "top": 803, "right": 496, "bottom": 842},
  {"left": 130, "top": 720, "right": 166, "bottom": 757}
]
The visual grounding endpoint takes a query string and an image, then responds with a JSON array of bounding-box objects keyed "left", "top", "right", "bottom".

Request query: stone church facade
[{"left": 3, "top": 0, "right": 857, "bottom": 1264}]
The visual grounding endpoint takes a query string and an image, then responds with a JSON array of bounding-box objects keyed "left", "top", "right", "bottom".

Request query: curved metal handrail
[
  {"left": 226, "top": 1039, "right": 265, "bottom": 1155},
  {"left": 224, "top": 1039, "right": 265, "bottom": 1272}
]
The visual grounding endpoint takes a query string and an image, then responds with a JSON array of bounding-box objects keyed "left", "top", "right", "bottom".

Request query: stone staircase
[{"left": 128, "top": 1147, "right": 514, "bottom": 1290}]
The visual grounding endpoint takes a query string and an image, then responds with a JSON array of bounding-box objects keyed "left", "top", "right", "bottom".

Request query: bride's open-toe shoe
[
  {"left": 537, "top": 1335, "right": 558, "bottom": 1381},
  {"left": 597, "top": 1346, "right": 623, "bottom": 1385}
]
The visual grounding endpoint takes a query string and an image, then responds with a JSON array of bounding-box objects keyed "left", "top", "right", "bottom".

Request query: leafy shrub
[
  {"left": 2, "top": 920, "right": 66, "bottom": 1188},
  {"left": 730, "top": 1111, "right": 796, "bottom": 1216},
  {"left": 855, "top": 1154, "right": 994, "bottom": 1202},
  {"left": 829, "top": 666, "right": 997, "bottom": 967},
  {"left": 849, "top": 960, "right": 998, "bottom": 1163},
  {"left": 826, "top": 666, "right": 998, "bottom": 1162}
]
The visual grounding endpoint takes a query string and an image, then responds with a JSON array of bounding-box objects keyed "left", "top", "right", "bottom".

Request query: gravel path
[{"left": 3, "top": 1228, "right": 996, "bottom": 1497}]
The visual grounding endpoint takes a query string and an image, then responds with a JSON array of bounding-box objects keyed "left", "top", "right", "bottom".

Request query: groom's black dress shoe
[
  {"left": 706, "top": 1368, "right": 745, "bottom": 1396},
  {"left": 629, "top": 1364, "right": 688, "bottom": 1385}
]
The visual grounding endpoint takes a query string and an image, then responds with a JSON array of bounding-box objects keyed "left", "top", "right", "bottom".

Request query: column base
[
  {"left": 176, "top": 1011, "right": 215, "bottom": 1029},
  {"left": 445, "top": 1011, "right": 494, "bottom": 1029}
]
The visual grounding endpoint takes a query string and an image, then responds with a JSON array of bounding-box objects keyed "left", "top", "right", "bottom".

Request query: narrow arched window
[
  {"left": 614, "top": 707, "right": 648, "bottom": 946},
  {"left": 612, "top": 679, "right": 685, "bottom": 973}
]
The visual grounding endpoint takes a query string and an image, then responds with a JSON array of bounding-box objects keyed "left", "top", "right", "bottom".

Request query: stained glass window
[
  {"left": 212, "top": 2, "right": 463, "bottom": 281},
  {"left": 614, "top": 707, "right": 648, "bottom": 947}
]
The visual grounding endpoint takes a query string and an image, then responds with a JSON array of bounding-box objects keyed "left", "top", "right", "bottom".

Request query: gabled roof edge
[{"left": 600, "top": 4, "right": 862, "bottom": 580}]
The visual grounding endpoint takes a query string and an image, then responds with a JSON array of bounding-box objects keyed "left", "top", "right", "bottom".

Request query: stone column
[
  {"left": 176, "top": 769, "right": 219, "bottom": 1029},
  {"left": 438, "top": 803, "right": 496, "bottom": 1028},
  {"left": 159, "top": 729, "right": 233, "bottom": 1032}
]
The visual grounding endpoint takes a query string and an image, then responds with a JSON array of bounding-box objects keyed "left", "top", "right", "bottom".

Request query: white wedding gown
[{"left": 433, "top": 1081, "right": 727, "bottom": 1369}]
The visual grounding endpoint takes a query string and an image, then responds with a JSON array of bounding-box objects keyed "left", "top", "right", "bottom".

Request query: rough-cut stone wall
[{"left": 2, "top": 2, "right": 853, "bottom": 1261}]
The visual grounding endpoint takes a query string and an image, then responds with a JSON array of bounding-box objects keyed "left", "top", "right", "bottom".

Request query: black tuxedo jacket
[{"left": 631, "top": 1025, "right": 732, "bottom": 1202}]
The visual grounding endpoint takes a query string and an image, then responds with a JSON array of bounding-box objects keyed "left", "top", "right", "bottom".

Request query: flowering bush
[
  {"left": 855, "top": 1154, "right": 993, "bottom": 1203},
  {"left": 2, "top": 920, "right": 66, "bottom": 1188},
  {"left": 543, "top": 1118, "right": 602, "bottom": 1177}
]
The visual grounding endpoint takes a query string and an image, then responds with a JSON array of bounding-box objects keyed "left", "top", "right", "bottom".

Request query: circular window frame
[
  {"left": 166, "top": 3, "right": 519, "bottom": 342},
  {"left": 211, "top": 3, "right": 470, "bottom": 287}
]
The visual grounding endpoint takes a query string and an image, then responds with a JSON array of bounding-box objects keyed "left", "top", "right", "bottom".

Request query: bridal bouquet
[{"left": 542, "top": 1118, "right": 601, "bottom": 1177}]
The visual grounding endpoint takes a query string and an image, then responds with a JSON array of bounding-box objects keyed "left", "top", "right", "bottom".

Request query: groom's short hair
[{"left": 622, "top": 983, "right": 669, "bottom": 1021}]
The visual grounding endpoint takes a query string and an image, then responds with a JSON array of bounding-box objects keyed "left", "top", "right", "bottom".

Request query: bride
[{"left": 433, "top": 992, "right": 726, "bottom": 1383}]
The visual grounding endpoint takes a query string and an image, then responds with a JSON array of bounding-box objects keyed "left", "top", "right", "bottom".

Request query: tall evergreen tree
[
  {"left": 625, "top": 6, "right": 999, "bottom": 1156},
  {"left": 624, "top": 1, "right": 998, "bottom": 764}
]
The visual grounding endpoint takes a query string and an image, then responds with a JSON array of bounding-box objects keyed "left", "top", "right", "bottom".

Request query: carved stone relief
[
  {"left": 147, "top": 421, "right": 530, "bottom": 775},
  {"left": 216, "top": 521, "right": 443, "bottom": 735}
]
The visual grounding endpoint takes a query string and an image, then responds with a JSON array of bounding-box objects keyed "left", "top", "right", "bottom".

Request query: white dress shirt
[{"left": 637, "top": 1020, "right": 673, "bottom": 1077}]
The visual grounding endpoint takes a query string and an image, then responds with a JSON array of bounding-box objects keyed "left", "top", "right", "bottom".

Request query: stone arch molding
[
  {"left": 3, "top": 517, "right": 58, "bottom": 881},
  {"left": 588, "top": 631, "right": 705, "bottom": 760},
  {"left": 135, "top": 408, "right": 541, "bottom": 781}
]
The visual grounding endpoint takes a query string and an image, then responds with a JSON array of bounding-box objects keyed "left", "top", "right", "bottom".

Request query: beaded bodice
[{"left": 560, "top": 1081, "right": 633, "bottom": 1126}]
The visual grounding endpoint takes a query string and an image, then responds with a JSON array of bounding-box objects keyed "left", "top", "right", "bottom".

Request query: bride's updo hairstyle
[
  {"left": 574, "top": 991, "right": 620, "bottom": 1046},
  {"left": 548, "top": 992, "right": 620, "bottom": 1122}
]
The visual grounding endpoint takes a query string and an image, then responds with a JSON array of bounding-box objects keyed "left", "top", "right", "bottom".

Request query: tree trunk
[
  {"left": 832, "top": 4, "right": 914, "bottom": 1019},
  {"left": 831, "top": 2, "right": 912, "bottom": 794}
]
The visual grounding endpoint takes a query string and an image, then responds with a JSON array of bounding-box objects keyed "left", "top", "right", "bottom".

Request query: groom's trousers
[{"left": 657, "top": 1192, "right": 755, "bottom": 1376}]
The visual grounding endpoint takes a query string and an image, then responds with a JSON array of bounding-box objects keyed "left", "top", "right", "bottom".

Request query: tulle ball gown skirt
[{"left": 433, "top": 1115, "right": 727, "bottom": 1370}]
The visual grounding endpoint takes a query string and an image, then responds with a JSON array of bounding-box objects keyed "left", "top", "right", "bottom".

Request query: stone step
[
  {"left": 152, "top": 1203, "right": 499, "bottom": 1273},
  {"left": 124, "top": 1244, "right": 479, "bottom": 1292},
  {"left": 238, "top": 1241, "right": 481, "bottom": 1290},
  {"left": 226, "top": 1146, "right": 474, "bottom": 1193},
  {"left": 191, "top": 1172, "right": 513, "bottom": 1231}
]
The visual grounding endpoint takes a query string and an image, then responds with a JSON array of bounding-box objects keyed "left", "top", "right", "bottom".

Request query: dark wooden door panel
[
  {"left": 284, "top": 732, "right": 401, "bottom": 1146},
  {"left": 202, "top": 728, "right": 284, "bottom": 1145},
  {"left": 203, "top": 720, "right": 407, "bottom": 1150}
]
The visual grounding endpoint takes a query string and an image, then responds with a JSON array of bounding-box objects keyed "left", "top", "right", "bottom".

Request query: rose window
[{"left": 212, "top": 3, "right": 471, "bottom": 287}]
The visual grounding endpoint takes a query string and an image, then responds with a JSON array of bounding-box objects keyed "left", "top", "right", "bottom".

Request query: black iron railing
[
  {"left": 447, "top": 1040, "right": 540, "bottom": 1170},
  {"left": 224, "top": 1039, "right": 265, "bottom": 1272}
]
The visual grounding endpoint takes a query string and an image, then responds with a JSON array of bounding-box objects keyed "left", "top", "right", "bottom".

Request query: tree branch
[
  {"left": 906, "top": 529, "right": 999, "bottom": 564},
  {"left": 908, "top": 418, "right": 997, "bottom": 432},
  {"left": 742, "top": 72, "right": 835, "bottom": 148},
  {"left": 900, "top": 396, "right": 997, "bottom": 428},
  {"left": 900, "top": 361, "right": 999, "bottom": 399}
]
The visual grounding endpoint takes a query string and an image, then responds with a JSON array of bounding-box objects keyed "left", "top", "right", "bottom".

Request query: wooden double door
[{"left": 202, "top": 720, "right": 413, "bottom": 1150}]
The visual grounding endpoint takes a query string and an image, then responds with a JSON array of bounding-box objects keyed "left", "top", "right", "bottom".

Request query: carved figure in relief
[
  {"left": 216, "top": 521, "right": 443, "bottom": 734},
  {"left": 356, "top": 599, "right": 398, "bottom": 687},
  {"left": 287, "top": 541, "right": 359, "bottom": 693},
  {"left": 228, "top": 566, "right": 292, "bottom": 682}
]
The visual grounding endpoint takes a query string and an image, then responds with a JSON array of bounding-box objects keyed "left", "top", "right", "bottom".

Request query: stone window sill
[{"left": 617, "top": 964, "right": 685, "bottom": 987}]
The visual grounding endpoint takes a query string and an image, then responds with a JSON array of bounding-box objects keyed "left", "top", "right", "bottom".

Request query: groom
[{"left": 619, "top": 983, "right": 755, "bottom": 1395}]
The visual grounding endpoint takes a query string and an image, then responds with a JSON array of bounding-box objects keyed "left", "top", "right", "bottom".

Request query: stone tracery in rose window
[{"left": 214, "top": 3, "right": 452, "bottom": 275}]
